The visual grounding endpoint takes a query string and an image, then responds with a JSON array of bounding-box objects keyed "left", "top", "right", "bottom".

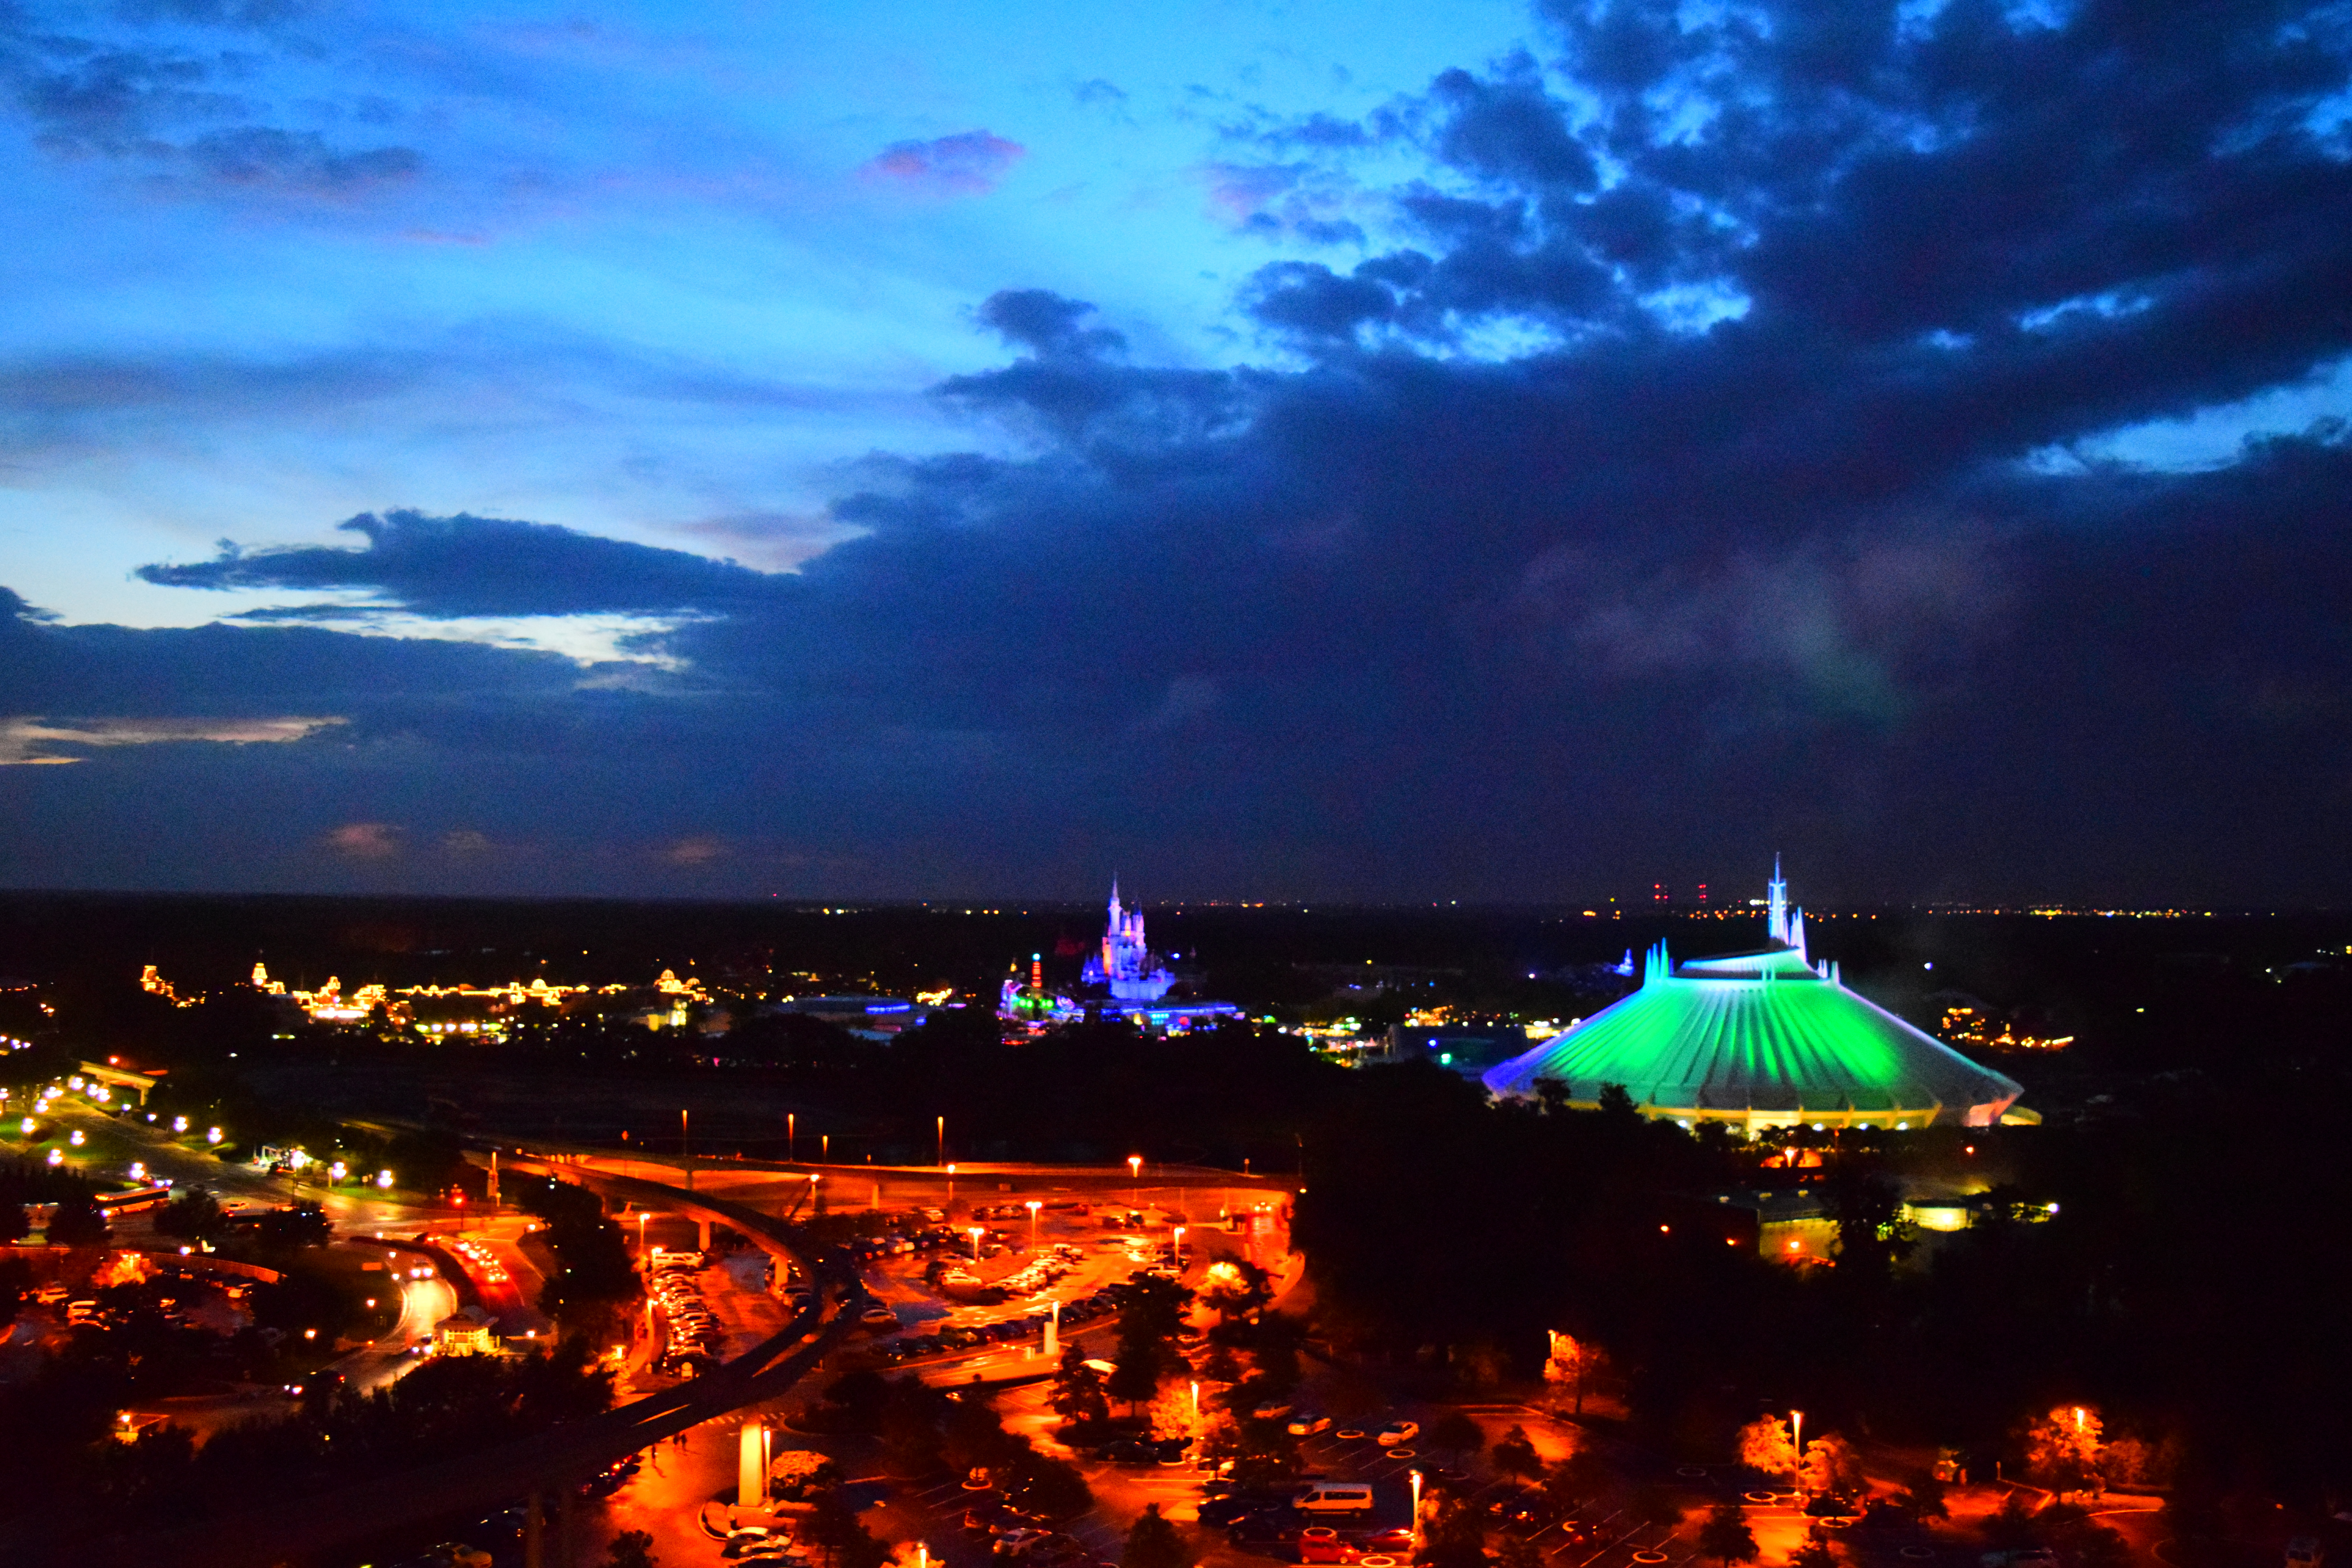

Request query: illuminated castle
[
  {"left": 998, "top": 881, "right": 1241, "bottom": 1033},
  {"left": 1081, "top": 880, "right": 1176, "bottom": 1002},
  {"left": 1483, "top": 859, "right": 2024, "bottom": 1132}
]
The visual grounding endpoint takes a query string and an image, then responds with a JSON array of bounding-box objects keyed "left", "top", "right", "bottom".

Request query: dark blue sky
[{"left": 4, "top": 0, "right": 2350, "bottom": 906}]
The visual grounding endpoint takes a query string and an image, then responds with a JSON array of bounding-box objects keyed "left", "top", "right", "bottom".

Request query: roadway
[{"left": 73, "top": 1154, "right": 867, "bottom": 1568}]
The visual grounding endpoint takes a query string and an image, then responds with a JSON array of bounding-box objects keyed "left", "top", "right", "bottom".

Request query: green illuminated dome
[{"left": 1484, "top": 865, "right": 2022, "bottom": 1131}]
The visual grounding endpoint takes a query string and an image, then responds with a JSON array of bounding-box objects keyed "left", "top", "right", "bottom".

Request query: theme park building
[
  {"left": 1483, "top": 862, "right": 2024, "bottom": 1131},
  {"left": 1000, "top": 882, "right": 1242, "bottom": 1033}
]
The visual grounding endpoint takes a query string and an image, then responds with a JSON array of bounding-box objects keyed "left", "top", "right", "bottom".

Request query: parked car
[
  {"left": 1287, "top": 1412, "right": 1333, "bottom": 1436},
  {"left": 1252, "top": 1399, "right": 1296, "bottom": 1421},
  {"left": 1227, "top": 1513, "right": 1304, "bottom": 1548},
  {"left": 1375, "top": 1420, "right": 1419, "bottom": 1447}
]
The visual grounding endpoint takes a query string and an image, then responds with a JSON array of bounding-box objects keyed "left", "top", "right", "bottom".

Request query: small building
[{"left": 434, "top": 1306, "right": 499, "bottom": 1356}]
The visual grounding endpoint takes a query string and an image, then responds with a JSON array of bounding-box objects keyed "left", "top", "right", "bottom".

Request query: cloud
[
  {"left": 661, "top": 835, "right": 723, "bottom": 866},
  {"left": 137, "top": 510, "right": 782, "bottom": 619},
  {"left": 18, "top": 0, "right": 2352, "bottom": 906},
  {"left": 0, "top": 19, "right": 422, "bottom": 196},
  {"left": 973, "top": 290, "right": 1126, "bottom": 360},
  {"left": 0, "top": 714, "right": 342, "bottom": 764},
  {"left": 324, "top": 821, "right": 399, "bottom": 858},
  {"left": 860, "top": 129, "right": 1025, "bottom": 195}
]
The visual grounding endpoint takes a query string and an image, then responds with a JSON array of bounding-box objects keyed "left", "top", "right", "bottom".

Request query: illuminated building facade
[
  {"left": 998, "top": 882, "right": 1243, "bottom": 1033},
  {"left": 1483, "top": 861, "right": 2024, "bottom": 1132},
  {"left": 1081, "top": 881, "right": 1176, "bottom": 1002}
]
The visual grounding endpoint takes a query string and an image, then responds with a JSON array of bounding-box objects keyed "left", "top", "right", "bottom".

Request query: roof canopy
[{"left": 1483, "top": 940, "right": 2022, "bottom": 1129}]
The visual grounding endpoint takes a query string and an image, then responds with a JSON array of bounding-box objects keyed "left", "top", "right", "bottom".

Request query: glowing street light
[
  {"left": 377, "top": 1170, "right": 394, "bottom": 1190},
  {"left": 173, "top": 1116, "right": 188, "bottom": 1133},
  {"left": 46, "top": 1148, "right": 62, "bottom": 1166},
  {"left": 947, "top": 1163, "right": 956, "bottom": 1204},
  {"left": 937, "top": 1115, "right": 946, "bottom": 1166},
  {"left": 18, "top": 1118, "right": 31, "bottom": 1135},
  {"left": 1025, "top": 1199, "right": 1042, "bottom": 1252},
  {"left": 128, "top": 1162, "right": 144, "bottom": 1181},
  {"left": 969, "top": 1225, "right": 985, "bottom": 1261},
  {"left": 1410, "top": 1471, "right": 1424, "bottom": 1552},
  {"left": 68, "top": 1129, "right": 84, "bottom": 1146},
  {"left": 1791, "top": 1409, "right": 1805, "bottom": 1491},
  {"left": 1129, "top": 1154, "right": 1142, "bottom": 1207},
  {"left": 206, "top": 1127, "right": 222, "bottom": 1144},
  {"left": 1172, "top": 1225, "right": 1185, "bottom": 1270}
]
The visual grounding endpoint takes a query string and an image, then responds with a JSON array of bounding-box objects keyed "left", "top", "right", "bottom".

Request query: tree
[
  {"left": 1789, "top": 1535, "right": 1838, "bottom": 1568},
  {"left": 253, "top": 1200, "right": 330, "bottom": 1251},
  {"left": 1428, "top": 1410, "right": 1484, "bottom": 1462},
  {"left": 45, "top": 1191, "right": 109, "bottom": 1245},
  {"left": 605, "top": 1530, "right": 658, "bottom": 1568},
  {"left": 1544, "top": 1448, "right": 1612, "bottom": 1510},
  {"left": 1492, "top": 1425, "right": 1543, "bottom": 1481},
  {"left": 1737, "top": 1416, "right": 1797, "bottom": 1481},
  {"left": 804, "top": 1484, "right": 892, "bottom": 1568},
  {"left": 0, "top": 1196, "right": 27, "bottom": 1246},
  {"left": 2023, "top": 1407, "right": 2103, "bottom": 1497},
  {"left": 1418, "top": 1486, "right": 1489, "bottom": 1568},
  {"left": 156, "top": 1187, "right": 225, "bottom": 1243},
  {"left": 1801, "top": 1434, "right": 1865, "bottom": 1499},
  {"left": 1049, "top": 1341, "right": 1110, "bottom": 1430},
  {"left": 1697, "top": 1503, "right": 1759, "bottom": 1568},
  {"left": 1123, "top": 1503, "right": 1195, "bottom": 1568}
]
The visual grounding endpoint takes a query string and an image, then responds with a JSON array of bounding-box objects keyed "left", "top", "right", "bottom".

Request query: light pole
[
  {"left": 1410, "top": 1470, "right": 1424, "bottom": 1553},
  {"left": 947, "top": 1163, "right": 956, "bottom": 1206},
  {"left": 937, "top": 1115, "right": 946, "bottom": 1166},
  {"left": 1026, "top": 1199, "right": 1042, "bottom": 1253},
  {"left": 637, "top": 1210, "right": 649, "bottom": 1267},
  {"left": 968, "top": 1225, "right": 985, "bottom": 1262},
  {"left": 1129, "top": 1154, "right": 1142, "bottom": 1209},
  {"left": 821, "top": 1132, "right": 829, "bottom": 1163},
  {"left": 681, "top": 1108, "right": 691, "bottom": 1193},
  {"left": 1791, "top": 1409, "right": 1804, "bottom": 1494},
  {"left": 1172, "top": 1225, "right": 1185, "bottom": 1271},
  {"left": 788, "top": 1112, "right": 795, "bottom": 1163}
]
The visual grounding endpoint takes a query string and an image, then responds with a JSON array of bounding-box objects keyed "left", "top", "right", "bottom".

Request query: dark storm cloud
[
  {"left": 137, "top": 510, "right": 781, "bottom": 619},
  {"left": 33, "top": 0, "right": 2352, "bottom": 903},
  {"left": 0, "top": 5, "right": 419, "bottom": 189}
]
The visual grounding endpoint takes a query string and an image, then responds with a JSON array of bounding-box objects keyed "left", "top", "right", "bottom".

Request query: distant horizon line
[{"left": 0, "top": 886, "right": 2336, "bottom": 919}]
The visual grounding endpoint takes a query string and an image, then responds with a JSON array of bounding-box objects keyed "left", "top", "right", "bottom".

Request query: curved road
[{"left": 78, "top": 1158, "right": 871, "bottom": 1568}]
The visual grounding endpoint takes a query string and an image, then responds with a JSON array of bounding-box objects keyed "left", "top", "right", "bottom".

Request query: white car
[
  {"left": 1288, "top": 1412, "right": 1333, "bottom": 1436},
  {"left": 1376, "top": 1420, "right": 1419, "bottom": 1447}
]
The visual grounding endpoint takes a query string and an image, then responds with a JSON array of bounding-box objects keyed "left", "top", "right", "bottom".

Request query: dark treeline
[{"left": 1295, "top": 1061, "right": 2352, "bottom": 1514}]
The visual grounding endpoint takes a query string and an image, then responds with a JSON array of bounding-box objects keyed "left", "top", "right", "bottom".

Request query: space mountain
[{"left": 1483, "top": 862, "right": 2024, "bottom": 1131}]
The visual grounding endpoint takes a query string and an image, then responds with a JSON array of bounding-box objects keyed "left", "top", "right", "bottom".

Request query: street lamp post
[
  {"left": 1410, "top": 1471, "right": 1424, "bottom": 1553},
  {"left": 788, "top": 1112, "right": 795, "bottom": 1163},
  {"left": 681, "top": 1108, "right": 691, "bottom": 1193},
  {"left": 1026, "top": 1199, "right": 1042, "bottom": 1253},
  {"left": 947, "top": 1163, "right": 956, "bottom": 1206},
  {"left": 1791, "top": 1409, "right": 1805, "bottom": 1494},
  {"left": 1128, "top": 1154, "right": 1142, "bottom": 1209},
  {"left": 968, "top": 1225, "right": 985, "bottom": 1262},
  {"left": 937, "top": 1115, "right": 946, "bottom": 1166},
  {"left": 1172, "top": 1225, "right": 1185, "bottom": 1271}
]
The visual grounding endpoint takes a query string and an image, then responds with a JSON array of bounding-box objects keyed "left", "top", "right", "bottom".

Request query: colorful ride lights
[
  {"left": 46, "top": 1149, "right": 62, "bottom": 1166},
  {"left": 18, "top": 1118, "right": 31, "bottom": 1135},
  {"left": 173, "top": 1116, "right": 189, "bottom": 1133},
  {"left": 68, "top": 1129, "right": 85, "bottom": 1146},
  {"left": 206, "top": 1127, "right": 223, "bottom": 1144},
  {"left": 376, "top": 1170, "right": 394, "bottom": 1189}
]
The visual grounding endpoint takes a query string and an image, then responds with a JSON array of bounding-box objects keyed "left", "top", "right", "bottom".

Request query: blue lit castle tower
[
  {"left": 1081, "top": 880, "right": 1177, "bottom": 1002},
  {"left": 998, "top": 880, "right": 1241, "bottom": 1033}
]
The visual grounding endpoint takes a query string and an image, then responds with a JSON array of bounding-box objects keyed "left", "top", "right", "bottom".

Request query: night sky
[{"left": 3, "top": 1, "right": 2349, "bottom": 906}]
